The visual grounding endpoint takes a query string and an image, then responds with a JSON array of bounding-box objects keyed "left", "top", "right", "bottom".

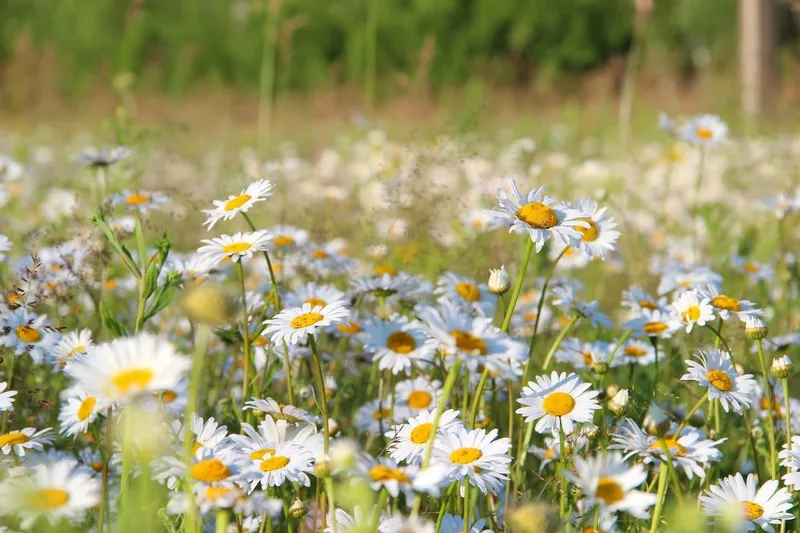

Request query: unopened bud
[
  {"left": 744, "top": 317, "right": 768, "bottom": 340},
  {"left": 644, "top": 403, "right": 670, "bottom": 435},
  {"left": 289, "top": 498, "right": 308, "bottom": 519},
  {"left": 771, "top": 355, "right": 794, "bottom": 379},
  {"left": 328, "top": 418, "right": 340, "bottom": 436},
  {"left": 608, "top": 389, "right": 629, "bottom": 417},
  {"left": 582, "top": 424, "right": 600, "bottom": 440},
  {"left": 314, "top": 457, "right": 332, "bottom": 478},
  {"left": 488, "top": 266, "right": 510, "bottom": 295},
  {"left": 591, "top": 361, "right": 609, "bottom": 376}
]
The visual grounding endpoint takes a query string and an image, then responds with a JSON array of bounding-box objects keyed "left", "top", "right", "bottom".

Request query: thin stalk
[
  {"left": 743, "top": 413, "right": 764, "bottom": 483},
  {"left": 676, "top": 391, "right": 710, "bottom": 433},
  {"left": 434, "top": 485, "right": 455, "bottom": 533},
  {"left": 215, "top": 510, "right": 229, "bottom": 533},
  {"left": 756, "top": 339, "right": 778, "bottom": 478},
  {"left": 542, "top": 314, "right": 580, "bottom": 369},
  {"left": 183, "top": 325, "right": 209, "bottom": 532},
  {"left": 463, "top": 481, "right": 471, "bottom": 533},
  {"left": 500, "top": 239, "right": 535, "bottom": 333},
  {"left": 257, "top": 0, "right": 281, "bottom": 151},
  {"left": 365, "top": 0, "right": 379, "bottom": 116},
  {"left": 781, "top": 378, "right": 792, "bottom": 450},
  {"left": 469, "top": 367, "right": 490, "bottom": 428},
  {"left": 98, "top": 407, "right": 113, "bottom": 533},
  {"left": 309, "top": 335, "right": 330, "bottom": 455},
  {"left": 649, "top": 463, "right": 669, "bottom": 533},
  {"left": 324, "top": 477, "right": 338, "bottom": 533},
  {"left": 237, "top": 260, "right": 253, "bottom": 403},
  {"left": 657, "top": 435, "right": 683, "bottom": 496},
  {"left": 558, "top": 421, "right": 568, "bottom": 519}
]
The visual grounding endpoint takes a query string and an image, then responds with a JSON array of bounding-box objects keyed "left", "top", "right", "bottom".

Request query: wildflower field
[{"left": 0, "top": 112, "right": 799, "bottom": 533}]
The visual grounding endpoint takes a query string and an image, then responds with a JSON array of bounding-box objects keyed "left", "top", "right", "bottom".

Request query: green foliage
[{"left": 1, "top": 0, "right": 788, "bottom": 97}]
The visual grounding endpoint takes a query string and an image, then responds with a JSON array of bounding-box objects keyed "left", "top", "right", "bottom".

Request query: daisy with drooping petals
[
  {"left": 65, "top": 333, "right": 191, "bottom": 403},
  {"left": 0, "top": 382, "right": 16, "bottom": 411},
  {"left": 58, "top": 388, "right": 108, "bottom": 437},
  {"left": 386, "top": 409, "right": 462, "bottom": 465},
  {"left": 0, "top": 427, "right": 53, "bottom": 456},
  {"left": 682, "top": 349, "right": 756, "bottom": 414},
  {"left": 700, "top": 473, "right": 793, "bottom": 533},
  {"left": 362, "top": 315, "right": 435, "bottom": 375},
  {"left": 433, "top": 426, "right": 512, "bottom": 495},
  {"left": 202, "top": 179, "right": 274, "bottom": 229},
  {"left": 263, "top": 300, "right": 350, "bottom": 345},
  {"left": 565, "top": 452, "right": 657, "bottom": 519},
  {"left": 623, "top": 308, "right": 679, "bottom": 340},
  {"left": 51, "top": 329, "right": 93, "bottom": 365},
  {"left": 671, "top": 289, "right": 715, "bottom": 333},
  {"left": 517, "top": 372, "right": 600, "bottom": 435},
  {"left": 568, "top": 198, "right": 620, "bottom": 259},
  {"left": 197, "top": 230, "right": 273, "bottom": 265},
  {"left": 0, "top": 459, "right": 100, "bottom": 529},
  {"left": 489, "top": 179, "right": 590, "bottom": 252},
  {"left": 244, "top": 397, "right": 319, "bottom": 425}
]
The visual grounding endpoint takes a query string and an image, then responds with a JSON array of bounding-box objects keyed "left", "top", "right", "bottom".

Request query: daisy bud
[
  {"left": 488, "top": 265, "right": 510, "bottom": 295},
  {"left": 582, "top": 424, "right": 600, "bottom": 440},
  {"left": 328, "top": 417, "right": 340, "bottom": 436},
  {"left": 608, "top": 389, "right": 629, "bottom": 417},
  {"left": 330, "top": 438, "right": 359, "bottom": 471},
  {"left": 180, "top": 284, "right": 237, "bottom": 326},
  {"left": 288, "top": 498, "right": 308, "bottom": 519},
  {"left": 771, "top": 355, "right": 794, "bottom": 379},
  {"left": 605, "top": 383, "right": 620, "bottom": 399},
  {"left": 313, "top": 456, "right": 332, "bottom": 478},
  {"left": 591, "top": 361, "right": 609, "bottom": 376},
  {"left": 507, "top": 503, "right": 560, "bottom": 533},
  {"left": 643, "top": 403, "right": 670, "bottom": 435},
  {"left": 744, "top": 316, "right": 768, "bottom": 340}
]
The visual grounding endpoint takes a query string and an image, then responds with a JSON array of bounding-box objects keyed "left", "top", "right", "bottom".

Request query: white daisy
[
  {"left": 394, "top": 377, "right": 442, "bottom": 419},
  {"left": 489, "top": 179, "right": 590, "bottom": 252},
  {"left": 568, "top": 198, "right": 620, "bottom": 259},
  {"left": 284, "top": 282, "right": 347, "bottom": 310},
  {"left": 202, "top": 179, "right": 274, "bottom": 229},
  {"left": 616, "top": 339, "right": 657, "bottom": 366},
  {"left": 623, "top": 308, "right": 680, "bottom": 339},
  {"left": 517, "top": 372, "right": 600, "bottom": 435},
  {"left": 700, "top": 473, "right": 793, "bottom": 533},
  {"left": 58, "top": 388, "right": 108, "bottom": 437},
  {"left": 555, "top": 338, "right": 611, "bottom": 370},
  {"left": 0, "top": 382, "right": 16, "bottom": 412},
  {"left": 731, "top": 256, "right": 774, "bottom": 284},
  {"left": 0, "top": 308, "right": 59, "bottom": 363},
  {"left": 778, "top": 436, "right": 800, "bottom": 490},
  {"left": 681, "top": 349, "right": 757, "bottom": 414},
  {"left": 386, "top": 409, "right": 462, "bottom": 465},
  {"left": 243, "top": 397, "right": 319, "bottom": 425},
  {"left": 197, "top": 230, "right": 273, "bottom": 265},
  {"left": 268, "top": 225, "right": 309, "bottom": 251},
  {"left": 358, "top": 456, "right": 418, "bottom": 500},
  {"left": 621, "top": 286, "right": 667, "bottom": 314},
  {"left": 227, "top": 416, "right": 324, "bottom": 465},
  {"left": 380, "top": 515, "right": 435, "bottom": 533},
  {"left": 435, "top": 272, "right": 496, "bottom": 317},
  {"left": 355, "top": 399, "right": 400, "bottom": 434},
  {"left": 671, "top": 289, "right": 715, "bottom": 333},
  {"left": 243, "top": 441, "right": 314, "bottom": 490},
  {"left": 65, "top": 333, "right": 191, "bottom": 403},
  {"left": 696, "top": 285, "right": 763, "bottom": 322},
  {"left": 565, "top": 452, "right": 657, "bottom": 519},
  {"left": 263, "top": 300, "right": 350, "bottom": 345},
  {"left": 0, "top": 427, "right": 53, "bottom": 456},
  {"left": 51, "top": 329, "right": 93, "bottom": 364},
  {"left": 110, "top": 189, "right": 170, "bottom": 214},
  {"left": 679, "top": 114, "right": 728, "bottom": 146},
  {"left": 362, "top": 315, "right": 436, "bottom": 375},
  {"left": 433, "top": 426, "right": 512, "bottom": 495}
]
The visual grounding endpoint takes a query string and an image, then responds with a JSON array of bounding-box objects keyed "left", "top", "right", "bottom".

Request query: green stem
[
  {"left": 183, "top": 325, "right": 209, "bottom": 532},
  {"left": 469, "top": 367, "right": 490, "bottom": 429},
  {"left": 215, "top": 510, "right": 229, "bottom": 533},
  {"left": 500, "top": 239, "right": 535, "bottom": 333},
  {"left": 237, "top": 260, "right": 253, "bottom": 404},
  {"left": 434, "top": 485, "right": 455, "bottom": 533},
  {"left": 324, "top": 477, "right": 338, "bottom": 533},
  {"left": 463, "top": 480, "right": 471, "bottom": 533},
  {"left": 782, "top": 378, "right": 792, "bottom": 451},
  {"left": 558, "top": 421, "right": 568, "bottom": 520},
  {"left": 542, "top": 314, "right": 580, "bottom": 369},
  {"left": 309, "top": 335, "right": 330, "bottom": 456},
  {"left": 756, "top": 339, "right": 778, "bottom": 479},
  {"left": 649, "top": 463, "right": 669, "bottom": 533},
  {"left": 676, "top": 391, "right": 709, "bottom": 434},
  {"left": 98, "top": 407, "right": 113, "bottom": 533}
]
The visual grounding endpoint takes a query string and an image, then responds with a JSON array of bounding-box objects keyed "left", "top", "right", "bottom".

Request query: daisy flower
[
  {"left": 700, "top": 473, "right": 793, "bottom": 533},
  {"left": 565, "top": 452, "right": 657, "bottom": 519},
  {"left": 51, "top": 329, "right": 93, "bottom": 364},
  {"left": 621, "top": 287, "right": 667, "bottom": 314},
  {"left": 0, "top": 427, "right": 53, "bottom": 456},
  {"left": 111, "top": 189, "right": 170, "bottom": 214},
  {"left": 731, "top": 255, "right": 774, "bottom": 284},
  {"left": 671, "top": 289, "right": 715, "bottom": 333},
  {"left": 58, "top": 388, "right": 108, "bottom": 437},
  {"left": 696, "top": 285, "right": 763, "bottom": 322},
  {"left": 268, "top": 225, "right": 309, "bottom": 251},
  {"left": 439, "top": 514, "right": 492, "bottom": 533},
  {"left": 284, "top": 282, "right": 347, "bottom": 310},
  {"left": 0, "top": 308, "right": 59, "bottom": 363},
  {"left": 489, "top": 179, "right": 590, "bottom": 252},
  {"left": 623, "top": 308, "right": 679, "bottom": 339},
  {"left": 227, "top": 416, "right": 324, "bottom": 466},
  {"left": 433, "top": 426, "right": 512, "bottom": 495},
  {"left": 555, "top": 338, "right": 610, "bottom": 370},
  {"left": 778, "top": 436, "right": 800, "bottom": 490},
  {"left": 394, "top": 377, "right": 442, "bottom": 419},
  {"left": 386, "top": 409, "right": 462, "bottom": 465},
  {"left": 362, "top": 315, "right": 436, "bottom": 375},
  {"left": 176, "top": 415, "right": 229, "bottom": 454},
  {"left": 263, "top": 300, "right": 350, "bottom": 345},
  {"left": 616, "top": 339, "right": 657, "bottom": 366},
  {"left": 244, "top": 397, "right": 319, "bottom": 425},
  {"left": 434, "top": 272, "right": 495, "bottom": 317},
  {"left": 380, "top": 515, "right": 435, "bottom": 533},
  {"left": 681, "top": 349, "right": 757, "bottom": 414},
  {"left": 156, "top": 447, "right": 244, "bottom": 491},
  {"left": 78, "top": 146, "right": 133, "bottom": 167},
  {"left": 657, "top": 263, "right": 722, "bottom": 295},
  {"left": 358, "top": 456, "right": 418, "bottom": 500},
  {"left": 679, "top": 114, "right": 728, "bottom": 146},
  {"left": 517, "top": 372, "right": 600, "bottom": 435},
  {"left": 355, "top": 399, "right": 399, "bottom": 434},
  {"left": 568, "top": 198, "right": 620, "bottom": 259},
  {"left": 325, "top": 506, "right": 385, "bottom": 533},
  {"left": 0, "top": 382, "right": 16, "bottom": 411},
  {"left": 65, "top": 333, "right": 191, "bottom": 403},
  {"left": 243, "top": 441, "right": 314, "bottom": 490},
  {"left": 0, "top": 459, "right": 100, "bottom": 529},
  {"left": 202, "top": 179, "right": 274, "bottom": 229},
  {"left": 197, "top": 230, "right": 273, "bottom": 265}
]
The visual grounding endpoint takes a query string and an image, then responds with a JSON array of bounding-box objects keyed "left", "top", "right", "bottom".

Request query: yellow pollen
[
  {"left": 77, "top": 397, "right": 97, "bottom": 421},
  {"left": 250, "top": 448, "right": 277, "bottom": 461},
  {"left": 161, "top": 390, "right": 178, "bottom": 404},
  {"left": 410, "top": 423, "right": 432, "bottom": 444},
  {"left": 15, "top": 325, "right": 41, "bottom": 344},
  {"left": 678, "top": 280, "right": 692, "bottom": 288},
  {"left": 222, "top": 242, "right": 251, "bottom": 254},
  {"left": 386, "top": 331, "right": 416, "bottom": 354},
  {"left": 190, "top": 458, "right": 231, "bottom": 482},
  {"left": 407, "top": 391, "right": 433, "bottom": 409},
  {"left": 252, "top": 336, "right": 268, "bottom": 347},
  {"left": 105, "top": 279, "right": 118, "bottom": 290},
  {"left": 711, "top": 295, "right": 741, "bottom": 312},
  {"left": 369, "top": 465, "right": 410, "bottom": 483},
  {"left": 224, "top": 194, "right": 251, "bottom": 211},
  {"left": 450, "top": 330, "right": 487, "bottom": 355},
  {"left": 450, "top": 447, "right": 483, "bottom": 464},
  {"left": 205, "top": 486, "right": 233, "bottom": 500},
  {"left": 542, "top": 392, "right": 576, "bottom": 417},
  {"left": 373, "top": 266, "right": 397, "bottom": 276},
  {"left": 707, "top": 369, "right": 733, "bottom": 392},
  {"left": 743, "top": 262, "right": 760, "bottom": 274},
  {"left": 582, "top": 352, "right": 594, "bottom": 365},
  {"left": 68, "top": 345, "right": 86, "bottom": 357},
  {"left": 90, "top": 461, "right": 103, "bottom": 472},
  {"left": 0, "top": 432, "right": 30, "bottom": 447},
  {"left": 290, "top": 312, "right": 325, "bottom": 329},
  {"left": 643, "top": 322, "right": 667, "bottom": 335},
  {"left": 313, "top": 249, "right": 329, "bottom": 259},
  {"left": 576, "top": 218, "right": 599, "bottom": 242},
  {"left": 516, "top": 202, "right": 559, "bottom": 229},
  {"left": 545, "top": 448, "right": 554, "bottom": 460},
  {"left": 192, "top": 442, "right": 202, "bottom": 454},
  {"left": 695, "top": 127, "right": 713, "bottom": 140},
  {"left": 649, "top": 438, "right": 687, "bottom": 456},
  {"left": 624, "top": 346, "right": 646, "bottom": 358},
  {"left": 595, "top": 478, "right": 624, "bottom": 504},
  {"left": 126, "top": 193, "right": 150, "bottom": 206},
  {"left": 303, "top": 297, "right": 327, "bottom": 308},
  {"left": 741, "top": 501, "right": 764, "bottom": 521},
  {"left": 337, "top": 322, "right": 362, "bottom": 334},
  {"left": 638, "top": 300, "right": 658, "bottom": 310},
  {"left": 111, "top": 368, "right": 154, "bottom": 394},
  {"left": 455, "top": 282, "right": 481, "bottom": 302},
  {"left": 523, "top": 311, "right": 537, "bottom": 322},
  {"left": 260, "top": 456, "right": 290, "bottom": 472},
  {"left": 372, "top": 408, "right": 391, "bottom": 420},
  {"left": 682, "top": 305, "right": 701, "bottom": 323},
  {"left": 274, "top": 235, "right": 295, "bottom": 247},
  {"left": 30, "top": 488, "right": 70, "bottom": 509}
]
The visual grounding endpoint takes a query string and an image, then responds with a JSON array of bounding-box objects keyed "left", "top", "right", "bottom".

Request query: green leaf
[{"left": 99, "top": 300, "right": 127, "bottom": 338}]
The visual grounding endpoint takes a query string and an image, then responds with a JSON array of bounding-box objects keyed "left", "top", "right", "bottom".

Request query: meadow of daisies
[{"left": 0, "top": 113, "right": 799, "bottom": 533}]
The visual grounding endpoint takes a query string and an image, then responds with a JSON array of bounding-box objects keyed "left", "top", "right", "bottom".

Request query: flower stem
[
  {"left": 469, "top": 367, "right": 490, "bottom": 428},
  {"left": 183, "top": 325, "right": 209, "bottom": 531},
  {"left": 781, "top": 377, "right": 792, "bottom": 450},
  {"left": 308, "top": 335, "right": 330, "bottom": 456},
  {"left": 756, "top": 339, "right": 778, "bottom": 479},
  {"left": 558, "top": 421, "right": 568, "bottom": 520},
  {"left": 215, "top": 510, "right": 229, "bottom": 533},
  {"left": 500, "top": 239, "right": 535, "bottom": 333},
  {"left": 237, "top": 260, "right": 253, "bottom": 405},
  {"left": 324, "top": 477, "right": 338, "bottom": 533},
  {"left": 649, "top": 463, "right": 669, "bottom": 533},
  {"left": 463, "top": 480, "right": 471, "bottom": 533},
  {"left": 542, "top": 314, "right": 580, "bottom": 369},
  {"left": 676, "top": 391, "right": 709, "bottom": 433},
  {"left": 98, "top": 407, "right": 113, "bottom": 533}
]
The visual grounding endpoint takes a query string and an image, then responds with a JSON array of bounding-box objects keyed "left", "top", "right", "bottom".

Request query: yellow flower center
[
  {"left": 224, "top": 194, "right": 251, "bottom": 211},
  {"left": 695, "top": 127, "right": 713, "bottom": 140},
  {"left": 105, "top": 279, "right": 119, "bottom": 290},
  {"left": 369, "top": 465, "right": 410, "bottom": 483},
  {"left": 743, "top": 262, "right": 759, "bottom": 273},
  {"left": 126, "top": 193, "right": 150, "bottom": 206},
  {"left": 222, "top": 242, "right": 251, "bottom": 254},
  {"left": 455, "top": 282, "right": 481, "bottom": 302},
  {"left": 649, "top": 438, "right": 687, "bottom": 456},
  {"left": 373, "top": 266, "right": 397, "bottom": 276},
  {"left": 742, "top": 501, "right": 764, "bottom": 521},
  {"left": 303, "top": 297, "right": 327, "bottom": 308},
  {"left": 542, "top": 392, "right": 576, "bottom": 417},
  {"left": 68, "top": 345, "right": 86, "bottom": 357},
  {"left": 313, "top": 249, "right": 329, "bottom": 259},
  {"left": 450, "top": 330, "right": 487, "bottom": 355},
  {"left": 190, "top": 458, "right": 231, "bottom": 482},
  {"left": 205, "top": 486, "right": 233, "bottom": 500},
  {"left": 252, "top": 336, "right": 268, "bottom": 347},
  {"left": 595, "top": 477, "right": 624, "bottom": 504},
  {"left": 643, "top": 321, "right": 667, "bottom": 335},
  {"left": 407, "top": 391, "right": 433, "bottom": 409},
  {"left": 30, "top": 488, "right": 70, "bottom": 509},
  {"left": 707, "top": 369, "right": 733, "bottom": 392},
  {"left": 711, "top": 295, "right": 741, "bottom": 312},
  {"left": 576, "top": 218, "right": 599, "bottom": 242},
  {"left": 409, "top": 423, "right": 432, "bottom": 444},
  {"left": 638, "top": 300, "right": 658, "bottom": 311},
  {"left": 337, "top": 322, "right": 362, "bottom": 334},
  {"left": 523, "top": 311, "right": 537, "bottom": 322},
  {"left": 386, "top": 331, "right": 416, "bottom": 354},
  {"left": 624, "top": 346, "right": 646, "bottom": 358},
  {"left": 249, "top": 448, "right": 276, "bottom": 461},
  {"left": 372, "top": 408, "right": 391, "bottom": 420},
  {"left": 161, "top": 390, "right": 178, "bottom": 404},
  {"left": 0, "top": 432, "right": 30, "bottom": 447},
  {"left": 290, "top": 312, "right": 324, "bottom": 329},
  {"left": 111, "top": 368, "right": 154, "bottom": 394},
  {"left": 260, "top": 456, "right": 290, "bottom": 472},
  {"left": 582, "top": 352, "right": 594, "bottom": 365},
  {"left": 516, "top": 202, "right": 559, "bottom": 229},
  {"left": 15, "top": 325, "right": 41, "bottom": 344},
  {"left": 274, "top": 235, "right": 295, "bottom": 247},
  {"left": 90, "top": 461, "right": 103, "bottom": 472},
  {"left": 77, "top": 397, "right": 97, "bottom": 421},
  {"left": 682, "top": 306, "right": 701, "bottom": 323},
  {"left": 450, "top": 447, "right": 483, "bottom": 464}
]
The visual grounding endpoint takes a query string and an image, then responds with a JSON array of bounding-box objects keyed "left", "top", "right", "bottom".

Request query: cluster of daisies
[{"left": 0, "top": 112, "right": 798, "bottom": 533}]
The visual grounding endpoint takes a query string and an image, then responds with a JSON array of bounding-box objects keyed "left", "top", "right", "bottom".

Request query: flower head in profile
[
  {"left": 202, "top": 179, "right": 274, "bottom": 230},
  {"left": 111, "top": 190, "right": 170, "bottom": 214},
  {"left": 78, "top": 146, "right": 133, "bottom": 167},
  {"left": 700, "top": 473, "right": 793, "bottom": 533},
  {"left": 197, "top": 230, "right": 273, "bottom": 265}
]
